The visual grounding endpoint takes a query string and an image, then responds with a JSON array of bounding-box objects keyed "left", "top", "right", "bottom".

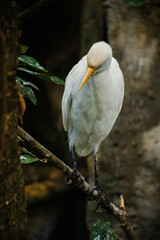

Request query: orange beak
[{"left": 78, "top": 67, "right": 95, "bottom": 91}]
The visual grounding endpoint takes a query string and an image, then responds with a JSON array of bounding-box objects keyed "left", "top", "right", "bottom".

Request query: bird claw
[
  {"left": 65, "top": 169, "right": 85, "bottom": 188},
  {"left": 91, "top": 197, "right": 102, "bottom": 214},
  {"left": 87, "top": 186, "right": 108, "bottom": 213},
  {"left": 87, "top": 186, "right": 101, "bottom": 201}
]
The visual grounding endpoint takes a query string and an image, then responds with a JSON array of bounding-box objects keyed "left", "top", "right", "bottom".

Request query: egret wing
[
  {"left": 62, "top": 88, "right": 72, "bottom": 132},
  {"left": 62, "top": 56, "right": 87, "bottom": 132}
]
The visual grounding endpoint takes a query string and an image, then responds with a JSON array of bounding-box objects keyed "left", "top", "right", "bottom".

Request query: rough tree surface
[{"left": 0, "top": 1, "right": 27, "bottom": 239}]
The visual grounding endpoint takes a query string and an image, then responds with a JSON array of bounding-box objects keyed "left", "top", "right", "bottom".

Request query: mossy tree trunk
[{"left": 0, "top": 1, "right": 27, "bottom": 239}]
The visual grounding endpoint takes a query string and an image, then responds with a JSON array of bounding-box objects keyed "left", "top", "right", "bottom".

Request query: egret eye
[
  {"left": 89, "top": 65, "right": 100, "bottom": 70},
  {"left": 95, "top": 65, "right": 100, "bottom": 70}
]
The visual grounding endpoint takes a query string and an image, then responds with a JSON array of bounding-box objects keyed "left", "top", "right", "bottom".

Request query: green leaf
[
  {"left": 18, "top": 67, "right": 64, "bottom": 85},
  {"left": 50, "top": 76, "right": 64, "bottom": 85},
  {"left": 18, "top": 67, "right": 51, "bottom": 80},
  {"left": 16, "top": 76, "right": 37, "bottom": 105},
  {"left": 16, "top": 76, "right": 39, "bottom": 90},
  {"left": 22, "top": 86, "right": 37, "bottom": 105},
  {"left": 122, "top": 0, "right": 148, "bottom": 6},
  {"left": 16, "top": 75, "right": 23, "bottom": 85},
  {"left": 22, "top": 81, "right": 39, "bottom": 90},
  {"left": 20, "top": 154, "right": 39, "bottom": 164},
  {"left": 18, "top": 55, "right": 48, "bottom": 73},
  {"left": 20, "top": 45, "right": 28, "bottom": 54},
  {"left": 92, "top": 221, "right": 118, "bottom": 240}
]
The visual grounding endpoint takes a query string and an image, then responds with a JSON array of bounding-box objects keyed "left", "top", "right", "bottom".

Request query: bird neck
[
  {"left": 104, "top": 58, "right": 112, "bottom": 69},
  {"left": 97, "top": 57, "right": 112, "bottom": 74}
]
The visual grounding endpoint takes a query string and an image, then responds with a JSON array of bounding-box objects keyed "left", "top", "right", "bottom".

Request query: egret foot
[
  {"left": 87, "top": 185, "right": 101, "bottom": 201},
  {"left": 87, "top": 186, "right": 102, "bottom": 213},
  {"left": 87, "top": 185, "right": 110, "bottom": 213},
  {"left": 65, "top": 169, "right": 85, "bottom": 188}
]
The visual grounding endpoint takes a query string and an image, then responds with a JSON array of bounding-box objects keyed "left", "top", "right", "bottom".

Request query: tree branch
[
  {"left": 18, "top": 0, "right": 53, "bottom": 23},
  {"left": 18, "top": 126, "right": 137, "bottom": 240}
]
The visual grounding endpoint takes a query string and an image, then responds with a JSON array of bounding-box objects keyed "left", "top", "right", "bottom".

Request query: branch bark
[{"left": 18, "top": 126, "right": 137, "bottom": 240}]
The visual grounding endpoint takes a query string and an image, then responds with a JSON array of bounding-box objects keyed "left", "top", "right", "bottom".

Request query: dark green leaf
[
  {"left": 16, "top": 75, "right": 23, "bottom": 85},
  {"left": 20, "top": 154, "right": 38, "bottom": 164},
  {"left": 22, "top": 81, "right": 39, "bottom": 90},
  {"left": 92, "top": 221, "right": 118, "bottom": 240},
  {"left": 16, "top": 76, "right": 37, "bottom": 105},
  {"left": 122, "top": 0, "right": 148, "bottom": 6},
  {"left": 18, "top": 55, "right": 48, "bottom": 73},
  {"left": 22, "top": 86, "right": 37, "bottom": 105},
  {"left": 16, "top": 76, "right": 39, "bottom": 90},
  {"left": 20, "top": 45, "right": 28, "bottom": 54},
  {"left": 18, "top": 67, "right": 64, "bottom": 85},
  {"left": 18, "top": 67, "right": 51, "bottom": 80}
]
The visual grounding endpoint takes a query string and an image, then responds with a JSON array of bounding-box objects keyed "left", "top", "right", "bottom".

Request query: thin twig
[
  {"left": 18, "top": 126, "right": 137, "bottom": 240},
  {"left": 18, "top": 0, "right": 52, "bottom": 23}
]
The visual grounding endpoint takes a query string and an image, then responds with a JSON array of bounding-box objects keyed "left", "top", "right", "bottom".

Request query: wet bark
[{"left": 0, "top": 1, "right": 27, "bottom": 239}]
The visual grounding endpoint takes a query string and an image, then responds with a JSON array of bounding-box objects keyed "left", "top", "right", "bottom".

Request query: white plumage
[{"left": 62, "top": 41, "right": 124, "bottom": 158}]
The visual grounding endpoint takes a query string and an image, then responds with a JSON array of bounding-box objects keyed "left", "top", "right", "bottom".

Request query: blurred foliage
[
  {"left": 92, "top": 221, "right": 118, "bottom": 240},
  {"left": 122, "top": 0, "right": 149, "bottom": 6},
  {"left": 16, "top": 45, "right": 64, "bottom": 105},
  {"left": 20, "top": 45, "right": 28, "bottom": 54}
]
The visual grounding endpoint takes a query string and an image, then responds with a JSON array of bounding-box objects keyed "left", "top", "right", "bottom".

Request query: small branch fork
[{"left": 17, "top": 126, "right": 137, "bottom": 240}]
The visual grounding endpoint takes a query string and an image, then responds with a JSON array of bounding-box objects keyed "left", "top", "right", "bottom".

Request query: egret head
[
  {"left": 87, "top": 41, "right": 112, "bottom": 70},
  {"left": 79, "top": 41, "right": 112, "bottom": 91}
]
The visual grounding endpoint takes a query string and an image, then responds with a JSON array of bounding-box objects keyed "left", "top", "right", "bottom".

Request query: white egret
[{"left": 62, "top": 41, "right": 124, "bottom": 189}]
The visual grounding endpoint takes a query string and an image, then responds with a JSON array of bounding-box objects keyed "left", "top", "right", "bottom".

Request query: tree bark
[{"left": 0, "top": 1, "right": 27, "bottom": 239}]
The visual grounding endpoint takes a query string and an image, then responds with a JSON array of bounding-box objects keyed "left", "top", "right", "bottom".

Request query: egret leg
[
  {"left": 93, "top": 153, "right": 100, "bottom": 189},
  {"left": 87, "top": 154, "right": 110, "bottom": 212},
  {"left": 72, "top": 146, "right": 78, "bottom": 170},
  {"left": 87, "top": 153, "right": 101, "bottom": 201},
  {"left": 66, "top": 147, "right": 85, "bottom": 187}
]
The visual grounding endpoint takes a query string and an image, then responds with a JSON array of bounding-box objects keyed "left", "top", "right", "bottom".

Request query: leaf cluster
[
  {"left": 16, "top": 45, "right": 64, "bottom": 105},
  {"left": 17, "top": 45, "right": 64, "bottom": 164}
]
